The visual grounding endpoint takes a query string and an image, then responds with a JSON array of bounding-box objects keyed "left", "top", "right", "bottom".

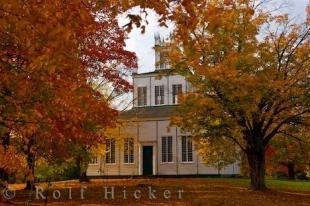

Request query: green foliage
[{"left": 35, "top": 158, "right": 80, "bottom": 181}]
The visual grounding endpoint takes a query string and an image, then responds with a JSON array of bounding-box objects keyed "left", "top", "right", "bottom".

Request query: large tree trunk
[
  {"left": 76, "top": 156, "right": 89, "bottom": 182},
  {"left": 25, "top": 152, "right": 35, "bottom": 190},
  {"left": 25, "top": 138, "right": 36, "bottom": 190},
  {"left": 287, "top": 162, "right": 295, "bottom": 180},
  {"left": 246, "top": 149, "right": 267, "bottom": 191},
  {"left": 79, "top": 171, "right": 89, "bottom": 182}
]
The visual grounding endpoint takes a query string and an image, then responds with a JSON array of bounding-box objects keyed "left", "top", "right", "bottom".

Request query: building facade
[{"left": 87, "top": 36, "right": 240, "bottom": 176}]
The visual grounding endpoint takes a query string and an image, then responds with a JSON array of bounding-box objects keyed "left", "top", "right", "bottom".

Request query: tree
[
  {"left": 0, "top": 0, "right": 136, "bottom": 187},
  {"left": 169, "top": 0, "right": 310, "bottom": 190},
  {"left": 266, "top": 130, "right": 310, "bottom": 179},
  {"left": 198, "top": 137, "right": 239, "bottom": 175},
  {"left": 0, "top": 144, "right": 27, "bottom": 188}
]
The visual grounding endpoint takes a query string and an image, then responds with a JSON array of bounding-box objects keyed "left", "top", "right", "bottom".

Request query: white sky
[{"left": 119, "top": 0, "right": 309, "bottom": 74}]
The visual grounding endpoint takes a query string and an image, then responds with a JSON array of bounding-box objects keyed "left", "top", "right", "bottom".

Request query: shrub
[
  {"left": 272, "top": 171, "right": 288, "bottom": 180},
  {"left": 295, "top": 171, "right": 308, "bottom": 180}
]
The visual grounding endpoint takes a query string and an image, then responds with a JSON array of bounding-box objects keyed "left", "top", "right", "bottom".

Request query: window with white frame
[
  {"left": 155, "top": 85, "right": 164, "bottom": 105},
  {"left": 137, "top": 87, "right": 147, "bottom": 106},
  {"left": 89, "top": 157, "right": 98, "bottom": 165},
  {"left": 158, "top": 51, "right": 168, "bottom": 70},
  {"left": 181, "top": 136, "right": 193, "bottom": 162},
  {"left": 105, "top": 138, "right": 115, "bottom": 164},
  {"left": 172, "top": 84, "right": 182, "bottom": 104},
  {"left": 162, "top": 136, "right": 173, "bottom": 162},
  {"left": 124, "top": 138, "right": 134, "bottom": 163}
]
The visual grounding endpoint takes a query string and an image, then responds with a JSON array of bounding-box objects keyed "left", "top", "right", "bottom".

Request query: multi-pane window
[
  {"left": 89, "top": 157, "right": 98, "bottom": 165},
  {"left": 162, "top": 136, "right": 173, "bottom": 163},
  {"left": 124, "top": 138, "right": 134, "bottom": 163},
  {"left": 105, "top": 138, "right": 115, "bottom": 164},
  {"left": 137, "top": 87, "right": 147, "bottom": 106},
  {"left": 155, "top": 85, "right": 164, "bottom": 105},
  {"left": 172, "top": 84, "right": 182, "bottom": 104},
  {"left": 158, "top": 52, "right": 168, "bottom": 69},
  {"left": 181, "top": 136, "right": 193, "bottom": 162}
]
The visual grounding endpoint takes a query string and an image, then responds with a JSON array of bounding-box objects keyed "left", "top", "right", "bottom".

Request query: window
[
  {"left": 187, "top": 83, "right": 193, "bottom": 92},
  {"left": 157, "top": 50, "right": 170, "bottom": 70},
  {"left": 162, "top": 136, "right": 173, "bottom": 163},
  {"left": 89, "top": 157, "right": 98, "bottom": 165},
  {"left": 137, "top": 87, "right": 147, "bottom": 106},
  {"left": 158, "top": 52, "right": 166, "bottom": 69},
  {"left": 105, "top": 138, "right": 115, "bottom": 164},
  {"left": 155, "top": 85, "right": 164, "bottom": 105},
  {"left": 124, "top": 138, "right": 134, "bottom": 163},
  {"left": 182, "top": 136, "right": 193, "bottom": 162},
  {"left": 172, "top": 84, "right": 182, "bottom": 104}
]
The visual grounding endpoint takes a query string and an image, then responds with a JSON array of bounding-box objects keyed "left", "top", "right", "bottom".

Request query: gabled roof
[{"left": 120, "top": 105, "right": 178, "bottom": 119}]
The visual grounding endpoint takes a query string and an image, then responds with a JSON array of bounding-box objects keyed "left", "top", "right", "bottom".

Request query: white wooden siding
[{"left": 87, "top": 119, "right": 240, "bottom": 176}]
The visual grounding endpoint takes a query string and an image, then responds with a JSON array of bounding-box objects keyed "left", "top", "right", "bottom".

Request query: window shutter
[
  {"left": 160, "top": 85, "right": 164, "bottom": 104},
  {"left": 124, "top": 138, "right": 129, "bottom": 163},
  {"left": 143, "top": 87, "right": 147, "bottom": 106},
  {"left": 155, "top": 86, "right": 159, "bottom": 105},
  {"left": 187, "top": 138, "right": 193, "bottom": 162},
  {"left": 162, "top": 137, "right": 167, "bottom": 162},
  {"left": 129, "top": 138, "right": 134, "bottom": 163},
  {"left": 181, "top": 136, "right": 187, "bottom": 162},
  {"left": 111, "top": 139, "right": 115, "bottom": 163},
  {"left": 167, "top": 136, "right": 172, "bottom": 162}
]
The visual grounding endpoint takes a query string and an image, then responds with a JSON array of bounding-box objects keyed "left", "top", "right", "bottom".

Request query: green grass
[
  {"left": 266, "top": 179, "right": 310, "bottom": 191},
  {"left": 209, "top": 177, "right": 310, "bottom": 191}
]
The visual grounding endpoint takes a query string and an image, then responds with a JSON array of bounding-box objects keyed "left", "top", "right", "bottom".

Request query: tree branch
[
  {"left": 263, "top": 110, "right": 309, "bottom": 146},
  {"left": 278, "top": 131, "right": 310, "bottom": 144}
]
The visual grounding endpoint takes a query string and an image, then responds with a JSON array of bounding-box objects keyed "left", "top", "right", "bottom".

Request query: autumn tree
[
  {"left": 168, "top": 0, "right": 310, "bottom": 190},
  {"left": 0, "top": 0, "right": 136, "bottom": 187},
  {"left": 0, "top": 144, "right": 27, "bottom": 189},
  {"left": 198, "top": 137, "right": 239, "bottom": 175},
  {"left": 266, "top": 129, "right": 310, "bottom": 179}
]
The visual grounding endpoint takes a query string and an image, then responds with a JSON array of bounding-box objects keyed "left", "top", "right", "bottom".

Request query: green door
[{"left": 142, "top": 146, "right": 153, "bottom": 175}]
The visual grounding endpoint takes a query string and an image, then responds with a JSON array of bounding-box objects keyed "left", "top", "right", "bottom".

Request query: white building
[{"left": 87, "top": 36, "right": 240, "bottom": 176}]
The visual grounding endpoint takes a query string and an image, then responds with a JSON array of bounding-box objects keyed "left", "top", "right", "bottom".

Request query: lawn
[
  {"left": 2, "top": 178, "right": 310, "bottom": 206},
  {"left": 209, "top": 178, "right": 310, "bottom": 191}
]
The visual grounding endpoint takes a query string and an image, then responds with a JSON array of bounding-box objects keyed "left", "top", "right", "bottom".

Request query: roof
[
  {"left": 132, "top": 69, "right": 178, "bottom": 77},
  {"left": 120, "top": 105, "right": 178, "bottom": 119}
]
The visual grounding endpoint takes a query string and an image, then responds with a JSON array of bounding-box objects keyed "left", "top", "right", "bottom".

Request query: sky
[{"left": 119, "top": 0, "right": 309, "bottom": 74}]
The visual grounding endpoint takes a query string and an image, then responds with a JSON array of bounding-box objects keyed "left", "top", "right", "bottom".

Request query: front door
[{"left": 142, "top": 146, "right": 153, "bottom": 175}]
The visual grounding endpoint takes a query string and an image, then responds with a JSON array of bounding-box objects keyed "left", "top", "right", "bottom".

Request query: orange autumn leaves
[
  {"left": 0, "top": 1, "right": 137, "bottom": 164},
  {"left": 167, "top": 0, "right": 309, "bottom": 190}
]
